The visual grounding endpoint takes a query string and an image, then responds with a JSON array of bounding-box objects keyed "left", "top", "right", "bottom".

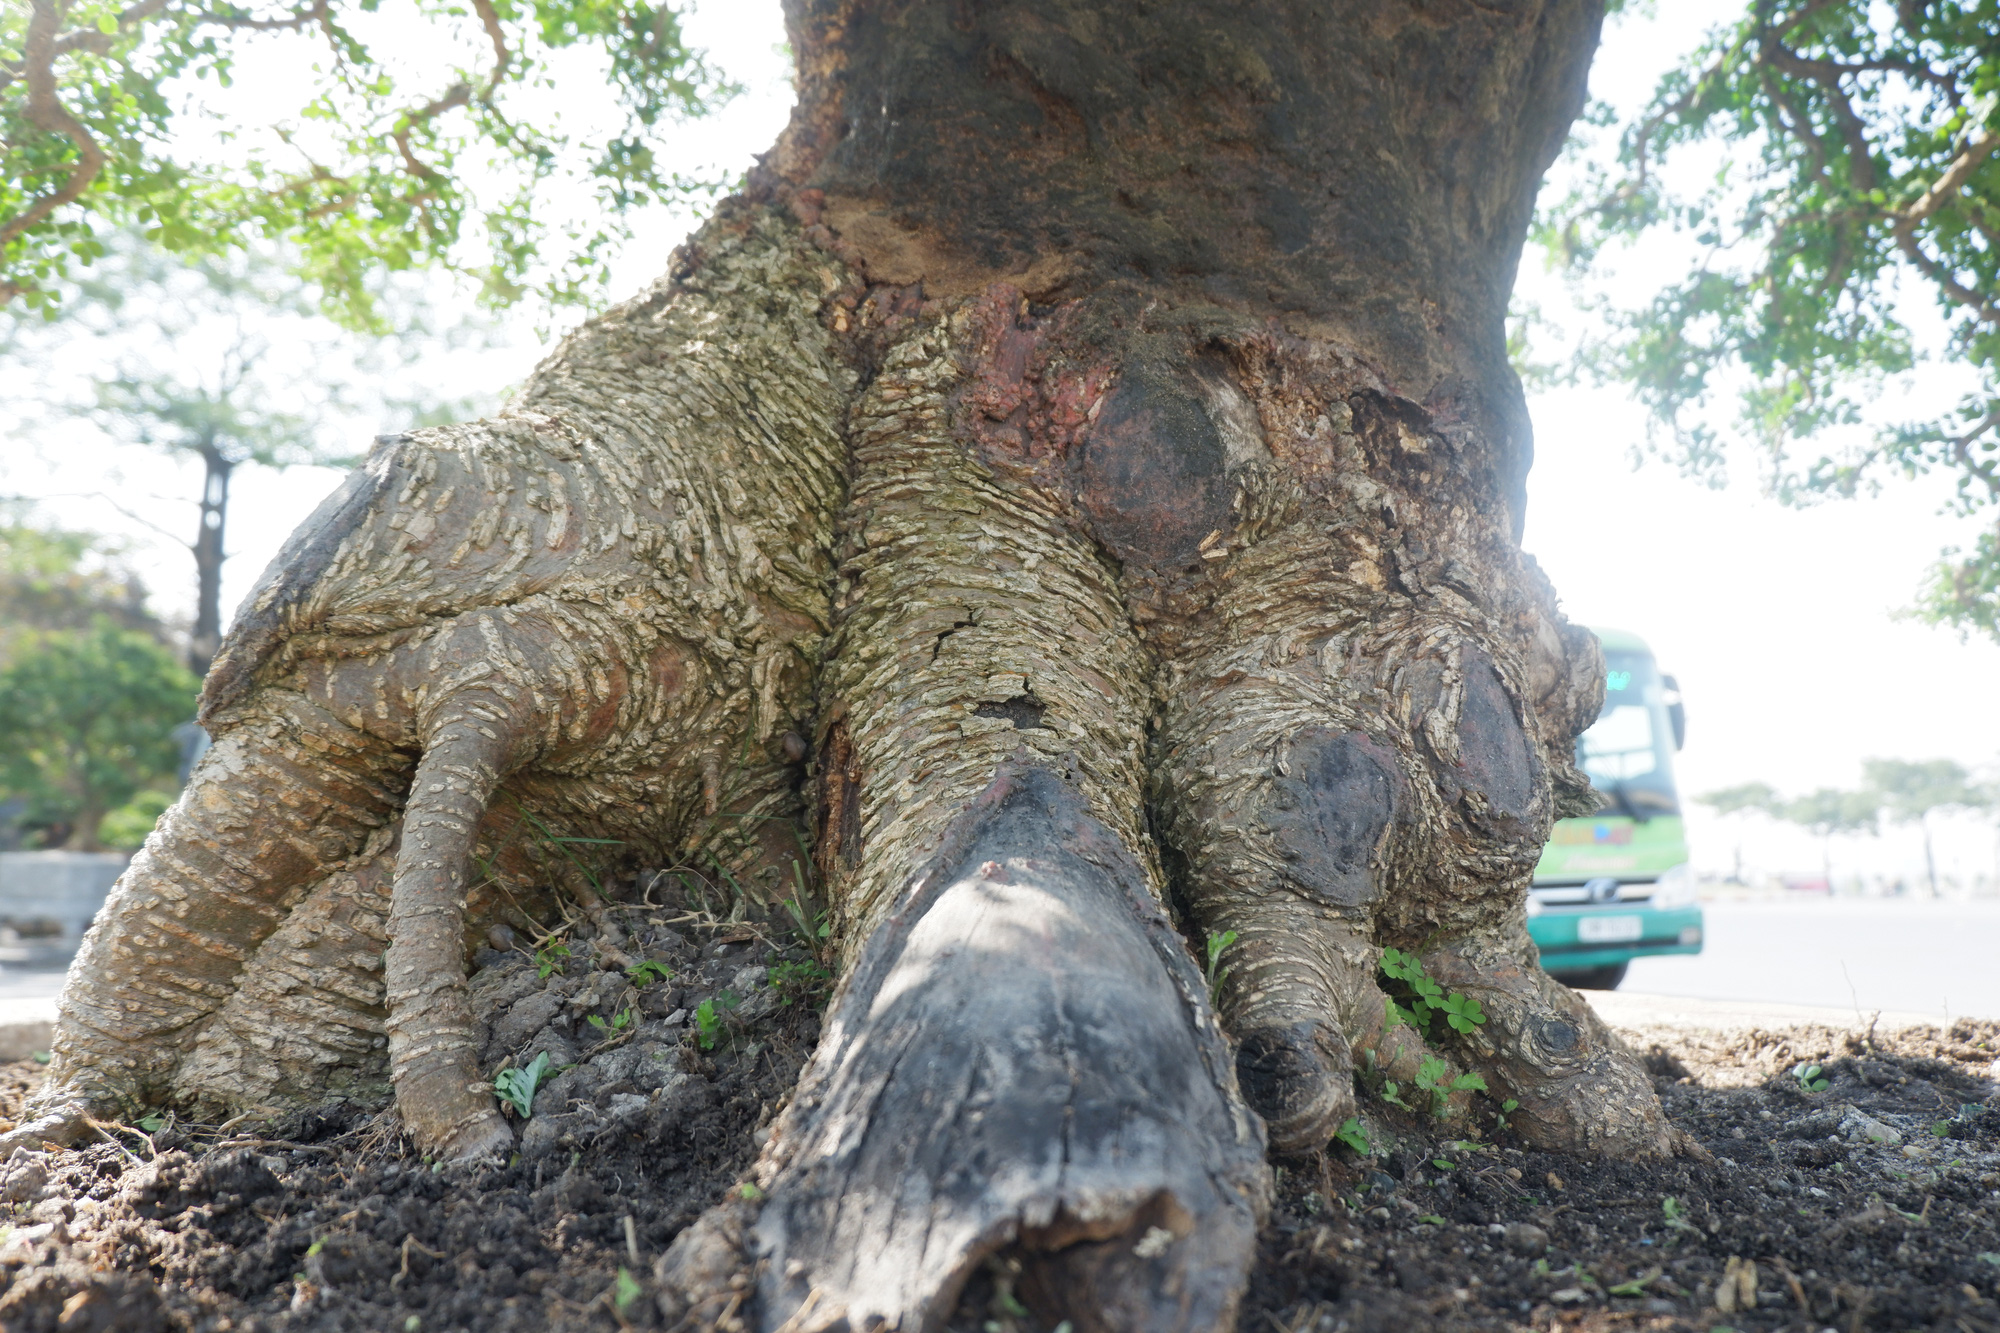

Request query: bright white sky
[{"left": 5, "top": 0, "right": 1996, "bottom": 886}]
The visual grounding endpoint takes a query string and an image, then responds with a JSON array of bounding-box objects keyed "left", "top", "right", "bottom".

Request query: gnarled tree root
[
  {"left": 1419, "top": 932, "right": 1679, "bottom": 1157},
  {"left": 664, "top": 768, "right": 1269, "bottom": 1333}
]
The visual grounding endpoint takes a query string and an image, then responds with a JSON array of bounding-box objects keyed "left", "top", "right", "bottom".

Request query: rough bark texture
[
  {"left": 18, "top": 3, "right": 1692, "bottom": 1329},
  {"left": 19, "top": 212, "right": 853, "bottom": 1156}
]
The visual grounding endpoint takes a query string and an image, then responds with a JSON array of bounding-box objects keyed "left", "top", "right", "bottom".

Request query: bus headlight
[{"left": 1651, "top": 862, "right": 1696, "bottom": 909}]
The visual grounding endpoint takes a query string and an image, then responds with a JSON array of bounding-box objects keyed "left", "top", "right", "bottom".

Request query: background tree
[
  {"left": 1544, "top": 1, "right": 2000, "bottom": 641},
  {"left": 1780, "top": 786, "right": 1879, "bottom": 889},
  {"left": 1696, "top": 780, "right": 1780, "bottom": 880},
  {"left": 0, "top": 623, "right": 199, "bottom": 850},
  {"left": 1862, "top": 756, "right": 1990, "bottom": 895},
  {"left": 0, "top": 514, "right": 191, "bottom": 849},
  {"left": 1697, "top": 780, "right": 1781, "bottom": 817},
  {"left": 4, "top": 238, "right": 494, "bottom": 673}
]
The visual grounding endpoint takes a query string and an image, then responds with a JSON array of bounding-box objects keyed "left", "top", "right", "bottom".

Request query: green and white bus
[{"left": 1527, "top": 627, "right": 1704, "bottom": 990}]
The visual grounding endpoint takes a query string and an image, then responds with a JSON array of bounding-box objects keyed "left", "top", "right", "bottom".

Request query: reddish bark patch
[
  {"left": 952, "top": 284, "right": 1110, "bottom": 481},
  {"left": 812, "top": 717, "right": 863, "bottom": 875}
]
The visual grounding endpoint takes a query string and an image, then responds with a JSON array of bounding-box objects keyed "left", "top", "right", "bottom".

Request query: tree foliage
[
  {"left": 1, "top": 0, "right": 732, "bottom": 326},
  {"left": 0, "top": 624, "right": 198, "bottom": 850},
  {"left": 1694, "top": 779, "right": 1781, "bottom": 817},
  {"left": 0, "top": 515, "right": 160, "bottom": 662},
  {"left": 1861, "top": 756, "right": 1991, "bottom": 824},
  {"left": 1545, "top": 1, "right": 2000, "bottom": 639}
]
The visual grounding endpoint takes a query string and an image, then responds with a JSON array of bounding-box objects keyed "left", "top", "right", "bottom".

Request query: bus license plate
[{"left": 1577, "top": 915, "right": 1643, "bottom": 943}]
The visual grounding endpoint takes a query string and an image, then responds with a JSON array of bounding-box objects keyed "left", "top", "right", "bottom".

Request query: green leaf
[
  {"left": 493, "top": 1051, "right": 552, "bottom": 1119},
  {"left": 626, "top": 959, "right": 672, "bottom": 986},
  {"left": 613, "top": 1268, "right": 643, "bottom": 1312}
]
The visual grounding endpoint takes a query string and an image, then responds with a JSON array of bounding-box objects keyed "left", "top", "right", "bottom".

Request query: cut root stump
[{"left": 664, "top": 768, "right": 1271, "bottom": 1333}]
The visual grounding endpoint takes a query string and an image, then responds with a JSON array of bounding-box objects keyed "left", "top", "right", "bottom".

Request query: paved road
[{"left": 1623, "top": 896, "right": 2000, "bottom": 1022}]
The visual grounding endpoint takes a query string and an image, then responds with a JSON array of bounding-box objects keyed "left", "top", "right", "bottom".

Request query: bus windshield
[{"left": 1577, "top": 649, "right": 1680, "bottom": 818}]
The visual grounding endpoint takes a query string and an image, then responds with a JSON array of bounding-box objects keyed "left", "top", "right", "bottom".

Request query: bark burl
[{"left": 16, "top": 1, "right": 1692, "bottom": 1326}]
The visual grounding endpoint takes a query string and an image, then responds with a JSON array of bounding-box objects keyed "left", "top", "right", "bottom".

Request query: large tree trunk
[{"left": 13, "top": 2, "right": 1692, "bottom": 1328}]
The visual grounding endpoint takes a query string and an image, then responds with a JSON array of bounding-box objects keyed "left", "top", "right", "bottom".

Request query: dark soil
[{"left": 2, "top": 920, "right": 1996, "bottom": 1333}]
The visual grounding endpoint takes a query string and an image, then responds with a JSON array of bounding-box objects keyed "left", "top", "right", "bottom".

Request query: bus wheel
[{"left": 1555, "top": 963, "right": 1629, "bottom": 991}]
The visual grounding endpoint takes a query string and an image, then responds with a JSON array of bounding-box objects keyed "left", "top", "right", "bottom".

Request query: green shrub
[{"left": 0, "top": 627, "right": 197, "bottom": 849}]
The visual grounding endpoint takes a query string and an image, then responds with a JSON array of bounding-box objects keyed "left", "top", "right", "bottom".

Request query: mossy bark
[{"left": 19, "top": 3, "right": 1693, "bottom": 1328}]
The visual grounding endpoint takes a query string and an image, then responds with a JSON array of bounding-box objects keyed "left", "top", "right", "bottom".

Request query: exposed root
[
  {"left": 30, "top": 206, "right": 852, "bottom": 1147},
  {"left": 674, "top": 768, "right": 1267, "bottom": 1333},
  {"left": 1422, "top": 932, "right": 1676, "bottom": 1157}
]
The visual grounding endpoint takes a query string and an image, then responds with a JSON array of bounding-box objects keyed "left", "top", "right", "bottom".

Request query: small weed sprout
[
  {"left": 587, "top": 1006, "right": 634, "bottom": 1035},
  {"left": 494, "top": 1052, "right": 552, "bottom": 1119},
  {"left": 1792, "top": 1062, "right": 1830, "bottom": 1093},
  {"left": 783, "top": 860, "right": 834, "bottom": 953},
  {"left": 1333, "top": 1117, "right": 1371, "bottom": 1155},
  {"left": 535, "top": 940, "right": 572, "bottom": 980},
  {"left": 1204, "top": 930, "right": 1238, "bottom": 1006},
  {"left": 694, "top": 993, "right": 737, "bottom": 1050},
  {"left": 1413, "top": 1054, "right": 1487, "bottom": 1117},
  {"left": 1379, "top": 948, "right": 1487, "bottom": 1037},
  {"left": 625, "top": 959, "right": 671, "bottom": 987},
  {"left": 1378, "top": 1080, "right": 1413, "bottom": 1111},
  {"left": 1494, "top": 1097, "right": 1521, "bottom": 1132},
  {"left": 613, "top": 1268, "right": 644, "bottom": 1313},
  {"left": 1660, "top": 1195, "right": 1701, "bottom": 1241},
  {"left": 769, "top": 958, "right": 832, "bottom": 1006}
]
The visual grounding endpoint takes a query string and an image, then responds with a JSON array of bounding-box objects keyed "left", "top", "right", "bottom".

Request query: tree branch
[
  {"left": 468, "top": 0, "right": 510, "bottom": 100},
  {"left": 1760, "top": 44, "right": 1878, "bottom": 193},
  {"left": 0, "top": 0, "right": 109, "bottom": 252},
  {"left": 390, "top": 83, "right": 471, "bottom": 183},
  {"left": 1896, "top": 126, "right": 1999, "bottom": 230},
  {"left": 1889, "top": 126, "right": 2000, "bottom": 328},
  {"left": 19, "top": 490, "right": 197, "bottom": 552},
  {"left": 0, "top": 0, "right": 170, "bottom": 93},
  {"left": 1945, "top": 410, "right": 2000, "bottom": 501}
]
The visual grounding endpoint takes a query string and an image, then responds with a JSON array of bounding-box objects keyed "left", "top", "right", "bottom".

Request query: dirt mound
[{"left": 1, "top": 939, "right": 1995, "bottom": 1332}]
